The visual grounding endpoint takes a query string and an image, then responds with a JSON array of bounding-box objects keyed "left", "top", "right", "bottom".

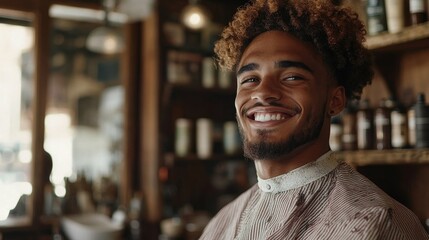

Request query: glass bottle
[
  {"left": 409, "top": 0, "right": 428, "bottom": 25},
  {"left": 366, "top": 0, "right": 388, "bottom": 35},
  {"left": 391, "top": 102, "right": 408, "bottom": 149},
  {"left": 414, "top": 93, "right": 429, "bottom": 148},
  {"left": 407, "top": 107, "right": 416, "bottom": 147},
  {"left": 196, "top": 118, "right": 213, "bottom": 159},
  {"left": 175, "top": 118, "right": 192, "bottom": 157},
  {"left": 356, "top": 99, "right": 374, "bottom": 150},
  {"left": 341, "top": 103, "right": 357, "bottom": 151},
  {"left": 374, "top": 98, "right": 392, "bottom": 150}
]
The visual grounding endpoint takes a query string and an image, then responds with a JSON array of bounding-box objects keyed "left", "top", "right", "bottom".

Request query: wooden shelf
[
  {"left": 338, "top": 149, "right": 429, "bottom": 166},
  {"left": 366, "top": 22, "right": 429, "bottom": 53},
  {"left": 164, "top": 149, "right": 429, "bottom": 167}
]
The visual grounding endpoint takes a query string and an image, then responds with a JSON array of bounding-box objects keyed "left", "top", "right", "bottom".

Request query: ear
[{"left": 328, "top": 86, "right": 346, "bottom": 116}]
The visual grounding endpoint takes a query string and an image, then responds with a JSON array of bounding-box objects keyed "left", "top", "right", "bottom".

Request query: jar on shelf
[
  {"left": 175, "top": 118, "right": 192, "bottom": 157},
  {"left": 196, "top": 118, "right": 213, "bottom": 159}
]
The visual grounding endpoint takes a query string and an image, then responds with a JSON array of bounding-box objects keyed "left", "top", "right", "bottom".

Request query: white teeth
[
  {"left": 264, "top": 114, "right": 271, "bottom": 121},
  {"left": 254, "top": 113, "right": 286, "bottom": 122}
]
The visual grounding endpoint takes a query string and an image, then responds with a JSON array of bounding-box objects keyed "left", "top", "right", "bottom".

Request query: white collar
[{"left": 257, "top": 151, "right": 339, "bottom": 194}]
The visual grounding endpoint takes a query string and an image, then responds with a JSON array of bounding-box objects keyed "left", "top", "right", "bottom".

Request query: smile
[
  {"left": 254, "top": 113, "right": 286, "bottom": 122},
  {"left": 246, "top": 106, "right": 300, "bottom": 123}
]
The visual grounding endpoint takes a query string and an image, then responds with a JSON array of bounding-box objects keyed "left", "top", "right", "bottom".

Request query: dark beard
[{"left": 238, "top": 107, "right": 325, "bottom": 161}]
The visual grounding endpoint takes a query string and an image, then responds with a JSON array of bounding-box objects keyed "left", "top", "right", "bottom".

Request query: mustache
[{"left": 241, "top": 102, "right": 299, "bottom": 116}]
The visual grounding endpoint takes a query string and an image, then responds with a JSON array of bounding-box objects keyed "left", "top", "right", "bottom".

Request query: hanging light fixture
[
  {"left": 86, "top": 26, "right": 124, "bottom": 54},
  {"left": 181, "top": 0, "right": 209, "bottom": 30},
  {"left": 86, "top": 0, "right": 124, "bottom": 54}
]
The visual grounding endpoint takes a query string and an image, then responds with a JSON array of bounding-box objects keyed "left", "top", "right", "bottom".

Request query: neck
[{"left": 254, "top": 140, "right": 331, "bottom": 179}]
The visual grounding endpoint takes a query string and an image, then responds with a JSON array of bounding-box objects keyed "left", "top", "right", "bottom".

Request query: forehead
[{"left": 238, "top": 30, "right": 324, "bottom": 70}]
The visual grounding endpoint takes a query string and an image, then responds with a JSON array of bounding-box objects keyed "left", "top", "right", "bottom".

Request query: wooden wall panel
[
  {"left": 361, "top": 70, "right": 391, "bottom": 108},
  {"left": 398, "top": 48, "right": 429, "bottom": 106},
  {"left": 141, "top": 11, "right": 161, "bottom": 222},
  {"left": 362, "top": 50, "right": 429, "bottom": 109}
]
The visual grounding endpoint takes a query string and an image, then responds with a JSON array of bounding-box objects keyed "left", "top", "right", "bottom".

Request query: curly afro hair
[{"left": 214, "top": 0, "right": 373, "bottom": 100}]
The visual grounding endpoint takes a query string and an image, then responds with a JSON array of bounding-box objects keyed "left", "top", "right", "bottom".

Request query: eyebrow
[
  {"left": 237, "top": 63, "right": 259, "bottom": 76},
  {"left": 275, "top": 60, "right": 313, "bottom": 73},
  {"left": 237, "top": 60, "right": 313, "bottom": 76}
]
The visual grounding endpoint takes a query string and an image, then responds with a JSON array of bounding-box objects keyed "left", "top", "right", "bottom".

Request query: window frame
[
  {"left": 0, "top": 0, "right": 187, "bottom": 233},
  {"left": 0, "top": 0, "right": 136, "bottom": 233}
]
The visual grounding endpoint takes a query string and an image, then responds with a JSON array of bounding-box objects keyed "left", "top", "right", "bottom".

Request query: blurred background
[{"left": 0, "top": 0, "right": 428, "bottom": 239}]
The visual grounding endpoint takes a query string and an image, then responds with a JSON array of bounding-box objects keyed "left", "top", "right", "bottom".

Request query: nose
[{"left": 251, "top": 78, "right": 282, "bottom": 103}]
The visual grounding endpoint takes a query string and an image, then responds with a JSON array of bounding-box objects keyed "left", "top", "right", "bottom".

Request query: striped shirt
[{"left": 200, "top": 151, "right": 429, "bottom": 240}]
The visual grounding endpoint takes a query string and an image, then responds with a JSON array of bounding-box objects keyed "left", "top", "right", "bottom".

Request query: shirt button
[{"left": 266, "top": 184, "right": 271, "bottom": 190}]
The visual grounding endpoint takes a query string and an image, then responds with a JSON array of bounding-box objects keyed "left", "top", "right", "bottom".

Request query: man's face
[{"left": 235, "top": 31, "right": 334, "bottom": 161}]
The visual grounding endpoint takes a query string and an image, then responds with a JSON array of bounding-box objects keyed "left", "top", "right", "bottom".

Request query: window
[{"left": 0, "top": 22, "right": 34, "bottom": 221}]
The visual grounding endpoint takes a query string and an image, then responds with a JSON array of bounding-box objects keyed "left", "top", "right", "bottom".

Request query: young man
[{"left": 200, "top": 0, "right": 429, "bottom": 239}]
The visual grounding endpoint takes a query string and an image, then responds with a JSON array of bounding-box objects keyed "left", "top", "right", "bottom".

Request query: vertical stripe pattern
[{"left": 200, "top": 161, "right": 429, "bottom": 240}]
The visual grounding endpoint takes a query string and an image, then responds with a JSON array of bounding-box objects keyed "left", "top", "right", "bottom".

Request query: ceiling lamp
[
  {"left": 86, "top": 0, "right": 124, "bottom": 54},
  {"left": 181, "top": 0, "right": 209, "bottom": 30},
  {"left": 86, "top": 26, "right": 124, "bottom": 54}
]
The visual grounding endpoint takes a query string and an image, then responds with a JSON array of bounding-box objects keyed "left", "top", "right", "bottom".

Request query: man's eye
[
  {"left": 241, "top": 77, "right": 258, "bottom": 84},
  {"left": 283, "top": 75, "right": 303, "bottom": 81}
]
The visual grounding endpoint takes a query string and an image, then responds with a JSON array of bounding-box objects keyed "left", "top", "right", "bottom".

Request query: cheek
[
  {"left": 305, "top": 98, "right": 328, "bottom": 122},
  {"left": 294, "top": 97, "right": 318, "bottom": 124}
]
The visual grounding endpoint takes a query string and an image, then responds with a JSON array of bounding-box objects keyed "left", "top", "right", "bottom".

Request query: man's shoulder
[
  {"left": 330, "top": 163, "right": 411, "bottom": 216},
  {"left": 322, "top": 163, "right": 428, "bottom": 239},
  {"left": 199, "top": 184, "right": 258, "bottom": 239},
  {"left": 212, "top": 184, "right": 258, "bottom": 219}
]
